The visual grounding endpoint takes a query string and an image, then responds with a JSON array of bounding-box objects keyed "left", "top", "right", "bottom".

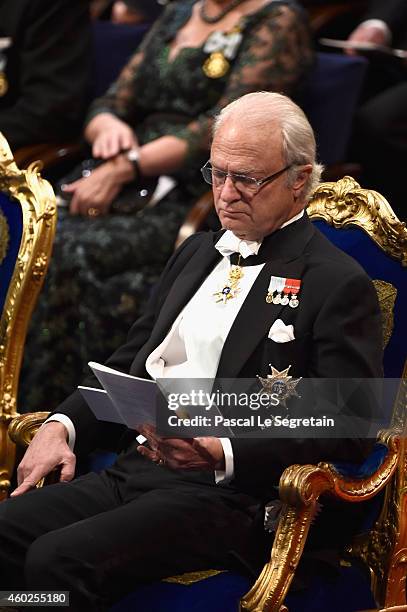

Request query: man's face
[{"left": 211, "top": 120, "right": 310, "bottom": 241}]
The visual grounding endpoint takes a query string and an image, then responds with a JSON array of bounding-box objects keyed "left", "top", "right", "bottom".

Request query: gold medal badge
[
  {"left": 213, "top": 257, "right": 244, "bottom": 303},
  {"left": 203, "top": 51, "right": 230, "bottom": 79}
]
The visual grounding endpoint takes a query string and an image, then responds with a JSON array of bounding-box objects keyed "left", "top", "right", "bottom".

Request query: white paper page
[
  {"left": 88, "top": 362, "right": 157, "bottom": 428},
  {"left": 78, "top": 386, "right": 125, "bottom": 424}
]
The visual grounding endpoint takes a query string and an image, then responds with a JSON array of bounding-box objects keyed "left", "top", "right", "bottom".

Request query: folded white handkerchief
[{"left": 268, "top": 319, "right": 295, "bottom": 343}]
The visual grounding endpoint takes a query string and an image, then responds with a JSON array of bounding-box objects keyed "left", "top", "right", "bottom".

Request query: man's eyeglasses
[{"left": 200, "top": 161, "right": 292, "bottom": 196}]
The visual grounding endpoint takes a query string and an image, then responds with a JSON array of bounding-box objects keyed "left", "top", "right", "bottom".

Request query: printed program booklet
[
  {"left": 79, "top": 362, "right": 157, "bottom": 429},
  {"left": 78, "top": 362, "right": 233, "bottom": 436}
]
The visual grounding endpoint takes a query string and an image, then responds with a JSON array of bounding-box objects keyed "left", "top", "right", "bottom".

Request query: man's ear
[{"left": 292, "top": 164, "right": 313, "bottom": 195}]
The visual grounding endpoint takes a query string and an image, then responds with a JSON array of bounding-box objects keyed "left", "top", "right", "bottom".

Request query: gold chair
[
  {"left": 8, "top": 177, "right": 407, "bottom": 611},
  {"left": 241, "top": 177, "right": 407, "bottom": 611},
  {"left": 0, "top": 133, "right": 56, "bottom": 500}
]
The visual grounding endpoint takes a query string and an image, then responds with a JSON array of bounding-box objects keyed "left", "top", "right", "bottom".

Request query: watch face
[{"left": 127, "top": 149, "right": 140, "bottom": 162}]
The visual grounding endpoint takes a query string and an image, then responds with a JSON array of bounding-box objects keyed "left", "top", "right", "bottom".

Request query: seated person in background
[
  {"left": 0, "top": 0, "right": 91, "bottom": 151},
  {"left": 346, "top": 0, "right": 406, "bottom": 55},
  {"left": 0, "top": 91, "right": 383, "bottom": 611},
  {"left": 345, "top": 0, "right": 407, "bottom": 219},
  {"left": 111, "top": 0, "right": 165, "bottom": 24},
  {"left": 20, "top": 0, "right": 315, "bottom": 412}
]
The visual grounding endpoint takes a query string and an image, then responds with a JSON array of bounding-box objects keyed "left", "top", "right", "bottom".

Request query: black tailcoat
[{"left": 56, "top": 214, "right": 382, "bottom": 506}]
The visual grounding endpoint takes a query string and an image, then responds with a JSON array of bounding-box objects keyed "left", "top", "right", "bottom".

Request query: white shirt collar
[
  {"left": 215, "top": 209, "right": 305, "bottom": 258},
  {"left": 215, "top": 231, "right": 262, "bottom": 259}
]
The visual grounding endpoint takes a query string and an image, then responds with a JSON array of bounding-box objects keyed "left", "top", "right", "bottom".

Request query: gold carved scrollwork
[
  {"left": 32, "top": 252, "right": 48, "bottom": 281},
  {"left": 373, "top": 280, "right": 397, "bottom": 349},
  {"left": 308, "top": 176, "right": 407, "bottom": 266},
  {"left": 241, "top": 434, "right": 401, "bottom": 612},
  {"left": 0, "top": 132, "right": 56, "bottom": 498},
  {"left": 345, "top": 388, "right": 407, "bottom": 610}
]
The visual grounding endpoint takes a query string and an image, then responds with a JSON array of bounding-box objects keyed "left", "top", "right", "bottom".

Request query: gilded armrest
[
  {"left": 240, "top": 431, "right": 400, "bottom": 612},
  {"left": 8, "top": 412, "right": 50, "bottom": 448}
]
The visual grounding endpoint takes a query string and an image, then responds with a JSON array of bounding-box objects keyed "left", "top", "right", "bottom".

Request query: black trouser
[{"left": 0, "top": 457, "right": 261, "bottom": 611}]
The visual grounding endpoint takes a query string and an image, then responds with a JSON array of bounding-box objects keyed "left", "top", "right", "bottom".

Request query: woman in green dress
[{"left": 21, "top": 0, "right": 314, "bottom": 410}]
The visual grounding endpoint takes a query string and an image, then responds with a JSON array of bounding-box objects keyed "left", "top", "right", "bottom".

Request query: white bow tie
[{"left": 215, "top": 230, "right": 262, "bottom": 259}]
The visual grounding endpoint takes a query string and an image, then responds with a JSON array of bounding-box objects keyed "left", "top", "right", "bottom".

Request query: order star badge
[{"left": 258, "top": 365, "right": 301, "bottom": 408}]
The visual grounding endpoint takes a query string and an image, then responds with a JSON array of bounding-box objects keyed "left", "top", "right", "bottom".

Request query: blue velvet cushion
[
  {"left": 0, "top": 192, "right": 23, "bottom": 314},
  {"left": 109, "top": 560, "right": 375, "bottom": 612},
  {"left": 111, "top": 572, "right": 252, "bottom": 612},
  {"left": 285, "top": 563, "right": 376, "bottom": 612}
]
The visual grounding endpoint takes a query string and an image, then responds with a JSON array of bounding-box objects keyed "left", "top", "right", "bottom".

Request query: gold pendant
[
  {"left": 0, "top": 73, "right": 8, "bottom": 97},
  {"left": 203, "top": 52, "right": 230, "bottom": 79},
  {"left": 213, "top": 263, "right": 244, "bottom": 303}
]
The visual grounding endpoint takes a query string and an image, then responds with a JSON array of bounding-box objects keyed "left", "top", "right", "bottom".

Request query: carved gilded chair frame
[{"left": 0, "top": 133, "right": 57, "bottom": 500}]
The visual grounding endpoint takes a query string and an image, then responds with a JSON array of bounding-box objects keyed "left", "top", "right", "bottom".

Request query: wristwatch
[{"left": 125, "top": 148, "right": 141, "bottom": 180}]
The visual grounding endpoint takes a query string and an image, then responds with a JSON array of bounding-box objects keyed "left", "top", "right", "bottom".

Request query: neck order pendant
[{"left": 214, "top": 255, "right": 244, "bottom": 303}]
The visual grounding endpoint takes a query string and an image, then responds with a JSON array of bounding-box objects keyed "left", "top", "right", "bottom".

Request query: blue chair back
[
  {"left": 308, "top": 176, "right": 407, "bottom": 377},
  {"left": 301, "top": 52, "right": 368, "bottom": 165},
  {"left": 90, "top": 21, "right": 150, "bottom": 99}
]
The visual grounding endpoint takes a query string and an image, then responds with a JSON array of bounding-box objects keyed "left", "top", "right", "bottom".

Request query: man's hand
[
  {"left": 346, "top": 22, "right": 389, "bottom": 55},
  {"left": 11, "top": 422, "right": 76, "bottom": 497},
  {"left": 137, "top": 425, "right": 225, "bottom": 471},
  {"left": 85, "top": 112, "right": 139, "bottom": 159}
]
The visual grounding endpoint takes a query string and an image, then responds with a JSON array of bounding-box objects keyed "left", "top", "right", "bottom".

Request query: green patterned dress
[{"left": 19, "top": 0, "right": 314, "bottom": 411}]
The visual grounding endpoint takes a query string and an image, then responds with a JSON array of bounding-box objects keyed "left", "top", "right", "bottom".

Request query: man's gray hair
[{"left": 213, "top": 92, "right": 324, "bottom": 200}]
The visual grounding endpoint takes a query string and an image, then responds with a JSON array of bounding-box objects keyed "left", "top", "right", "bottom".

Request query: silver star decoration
[{"left": 258, "top": 365, "right": 301, "bottom": 409}]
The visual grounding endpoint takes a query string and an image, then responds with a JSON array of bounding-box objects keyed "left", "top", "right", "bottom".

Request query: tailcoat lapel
[{"left": 215, "top": 214, "right": 315, "bottom": 379}]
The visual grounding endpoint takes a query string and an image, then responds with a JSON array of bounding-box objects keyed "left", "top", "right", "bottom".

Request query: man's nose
[{"left": 219, "top": 175, "right": 240, "bottom": 202}]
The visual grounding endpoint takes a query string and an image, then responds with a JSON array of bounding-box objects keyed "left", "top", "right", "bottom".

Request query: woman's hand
[
  {"left": 63, "top": 155, "right": 135, "bottom": 216},
  {"left": 85, "top": 112, "right": 139, "bottom": 159}
]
